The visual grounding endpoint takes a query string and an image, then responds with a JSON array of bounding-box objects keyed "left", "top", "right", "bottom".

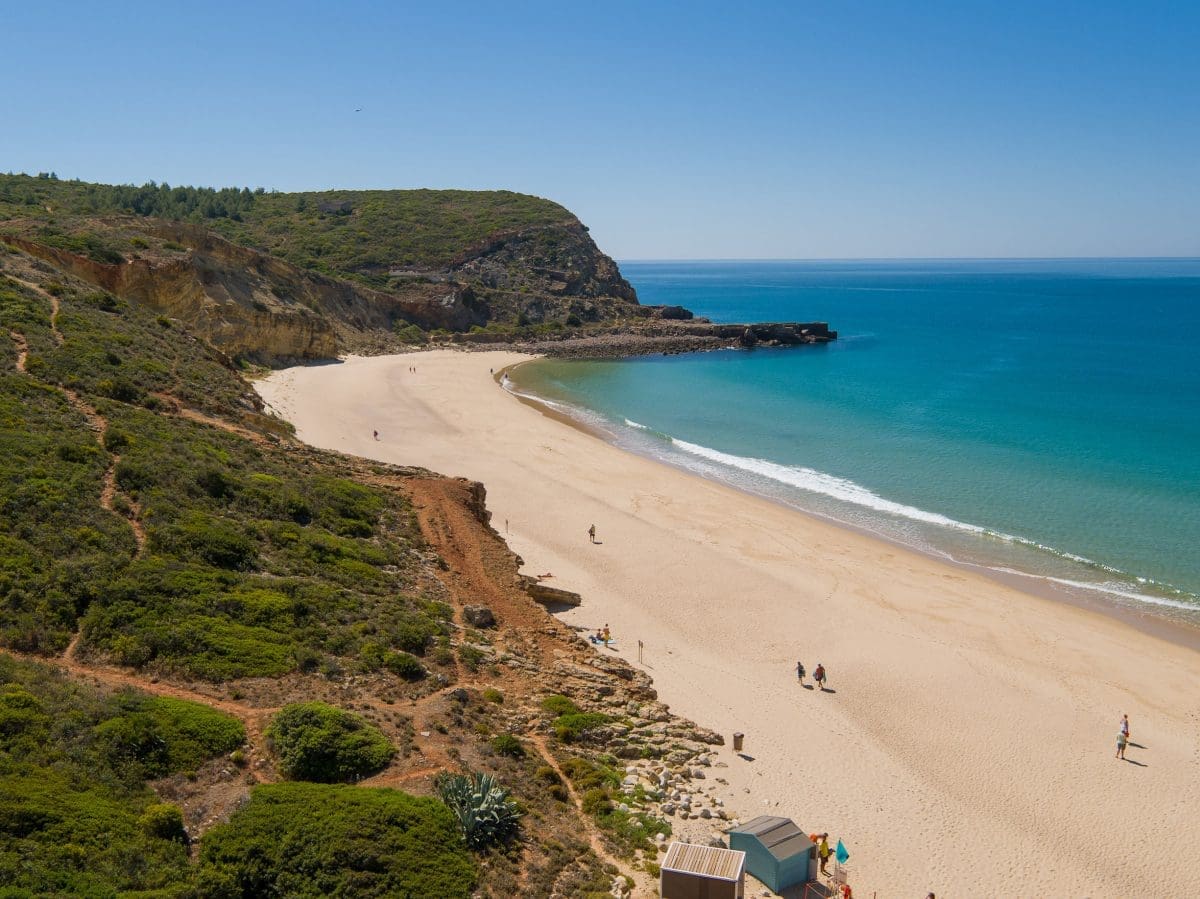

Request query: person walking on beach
[
  {"left": 1120, "top": 713, "right": 1130, "bottom": 741},
  {"left": 796, "top": 661, "right": 806, "bottom": 686},
  {"left": 1116, "top": 727, "right": 1128, "bottom": 759},
  {"left": 372, "top": 429, "right": 379, "bottom": 440},
  {"left": 814, "top": 663, "right": 826, "bottom": 691},
  {"left": 588, "top": 524, "right": 597, "bottom": 543}
]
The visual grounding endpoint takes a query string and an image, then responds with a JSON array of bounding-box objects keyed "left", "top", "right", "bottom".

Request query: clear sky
[{"left": 3, "top": 1, "right": 1197, "bottom": 259}]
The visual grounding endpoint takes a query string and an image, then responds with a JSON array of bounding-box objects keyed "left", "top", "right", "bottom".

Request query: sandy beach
[{"left": 258, "top": 350, "right": 1200, "bottom": 898}]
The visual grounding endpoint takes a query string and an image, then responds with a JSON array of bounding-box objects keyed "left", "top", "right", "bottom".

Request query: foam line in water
[
  {"left": 666, "top": 437, "right": 1198, "bottom": 610},
  {"left": 671, "top": 437, "right": 992, "bottom": 535}
]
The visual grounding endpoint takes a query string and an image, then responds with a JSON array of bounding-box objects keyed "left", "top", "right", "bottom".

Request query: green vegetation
[
  {"left": 553, "top": 711, "right": 613, "bottom": 743},
  {"left": 198, "top": 782, "right": 477, "bottom": 898},
  {"left": 1, "top": 173, "right": 575, "bottom": 286},
  {"left": 96, "top": 694, "right": 245, "bottom": 779},
  {"left": 490, "top": 733, "right": 525, "bottom": 757},
  {"left": 541, "top": 693, "right": 581, "bottom": 716},
  {"left": 561, "top": 755, "right": 670, "bottom": 855},
  {"left": 0, "top": 258, "right": 452, "bottom": 677},
  {"left": 0, "top": 655, "right": 241, "bottom": 894},
  {"left": 266, "top": 701, "right": 395, "bottom": 783},
  {"left": 435, "top": 771, "right": 522, "bottom": 849}
]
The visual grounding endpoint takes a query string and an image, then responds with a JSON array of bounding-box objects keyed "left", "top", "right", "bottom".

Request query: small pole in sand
[
  {"left": 505, "top": 519, "right": 509, "bottom": 534},
  {"left": 637, "top": 639, "right": 644, "bottom": 664}
]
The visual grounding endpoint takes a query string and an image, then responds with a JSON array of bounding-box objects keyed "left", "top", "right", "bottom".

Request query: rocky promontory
[{"left": 0, "top": 174, "right": 835, "bottom": 365}]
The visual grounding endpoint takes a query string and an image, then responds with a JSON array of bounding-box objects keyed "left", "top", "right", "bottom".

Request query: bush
[
  {"left": 541, "top": 694, "right": 580, "bottom": 716},
  {"left": 482, "top": 688, "right": 503, "bottom": 704},
  {"left": 490, "top": 733, "right": 524, "bottom": 757},
  {"left": 198, "top": 782, "right": 477, "bottom": 897},
  {"left": 553, "top": 712, "right": 612, "bottom": 743},
  {"left": 384, "top": 650, "right": 426, "bottom": 681},
  {"left": 393, "top": 323, "right": 426, "bottom": 344},
  {"left": 266, "top": 701, "right": 395, "bottom": 783},
  {"left": 139, "top": 802, "right": 187, "bottom": 842},
  {"left": 458, "top": 644, "right": 485, "bottom": 672},
  {"left": 96, "top": 694, "right": 245, "bottom": 778}
]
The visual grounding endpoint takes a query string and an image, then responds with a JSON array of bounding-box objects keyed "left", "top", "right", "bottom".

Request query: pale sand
[{"left": 258, "top": 351, "right": 1200, "bottom": 898}]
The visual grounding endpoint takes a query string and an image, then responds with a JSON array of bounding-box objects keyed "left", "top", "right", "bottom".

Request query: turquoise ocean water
[{"left": 510, "top": 260, "right": 1200, "bottom": 625}]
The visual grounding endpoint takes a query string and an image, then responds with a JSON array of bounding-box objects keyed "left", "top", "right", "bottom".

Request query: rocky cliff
[{"left": 0, "top": 175, "right": 834, "bottom": 365}]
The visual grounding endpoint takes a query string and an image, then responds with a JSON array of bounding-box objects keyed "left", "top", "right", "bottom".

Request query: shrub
[
  {"left": 393, "top": 323, "right": 426, "bottom": 344},
  {"left": 198, "top": 782, "right": 477, "bottom": 897},
  {"left": 541, "top": 694, "right": 580, "bottom": 716},
  {"left": 489, "top": 733, "right": 524, "bottom": 757},
  {"left": 384, "top": 650, "right": 426, "bottom": 681},
  {"left": 553, "top": 711, "right": 612, "bottom": 743},
  {"left": 96, "top": 695, "right": 245, "bottom": 778},
  {"left": 482, "top": 688, "right": 503, "bottom": 704},
  {"left": 435, "top": 771, "right": 521, "bottom": 849},
  {"left": 266, "top": 701, "right": 395, "bottom": 783},
  {"left": 458, "top": 645, "right": 485, "bottom": 672},
  {"left": 139, "top": 802, "right": 187, "bottom": 842},
  {"left": 102, "top": 428, "right": 130, "bottom": 451}
]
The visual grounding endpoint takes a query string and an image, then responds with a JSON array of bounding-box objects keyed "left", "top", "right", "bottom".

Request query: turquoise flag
[{"left": 835, "top": 840, "right": 850, "bottom": 863}]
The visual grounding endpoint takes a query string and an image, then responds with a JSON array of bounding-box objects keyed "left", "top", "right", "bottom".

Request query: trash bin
[{"left": 733, "top": 732, "right": 744, "bottom": 752}]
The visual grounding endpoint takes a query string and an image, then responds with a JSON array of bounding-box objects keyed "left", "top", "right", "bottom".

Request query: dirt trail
[
  {"left": 528, "top": 732, "right": 629, "bottom": 876},
  {"left": 8, "top": 330, "right": 28, "bottom": 372},
  {"left": 6, "top": 275, "right": 146, "bottom": 554},
  {"left": 0, "top": 643, "right": 279, "bottom": 780},
  {"left": 399, "top": 475, "right": 632, "bottom": 887}
]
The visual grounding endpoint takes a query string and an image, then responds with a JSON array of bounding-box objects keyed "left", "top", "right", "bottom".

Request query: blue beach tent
[{"left": 726, "top": 815, "right": 814, "bottom": 892}]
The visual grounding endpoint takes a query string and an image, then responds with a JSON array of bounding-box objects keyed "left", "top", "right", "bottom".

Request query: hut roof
[
  {"left": 661, "top": 842, "right": 746, "bottom": 881},
  {"left": 727, "top": 815, "right": 811, "bottom": 861}
]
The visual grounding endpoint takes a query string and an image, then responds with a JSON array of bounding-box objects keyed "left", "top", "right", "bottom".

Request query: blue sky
[{"left": 2, "top": 1, "right": 1197, "bottom": 258}]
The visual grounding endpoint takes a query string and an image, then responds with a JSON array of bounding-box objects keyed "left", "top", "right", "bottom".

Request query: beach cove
[{"left": 258, "top": 350, "right": 1200, "bottom": 897}]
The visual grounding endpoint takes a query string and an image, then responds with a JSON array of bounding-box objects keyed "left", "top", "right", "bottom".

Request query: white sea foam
[
  {"left": 506, "top": 377, "right": 1199, "bottom": 615},
  {"left": 671, "top": 437, "right": 992, "bottom": 534},
  {"left": 666, "top": 436, "right": 1199, "bottom": 612}
]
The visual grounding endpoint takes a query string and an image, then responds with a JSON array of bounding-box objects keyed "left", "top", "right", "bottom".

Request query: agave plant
[{"left": 435, "top": 771, "right": 522, "bottom": 849}]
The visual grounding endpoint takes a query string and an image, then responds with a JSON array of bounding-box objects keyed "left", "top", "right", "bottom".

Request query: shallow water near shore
[{"left": 511, "top": 259, "right": 1200, "bottom": 625}]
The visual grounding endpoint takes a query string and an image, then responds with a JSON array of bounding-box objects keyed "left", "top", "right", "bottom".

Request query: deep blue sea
[{"left": 511, "top": 260, "right": 1200, "bottom": 624}]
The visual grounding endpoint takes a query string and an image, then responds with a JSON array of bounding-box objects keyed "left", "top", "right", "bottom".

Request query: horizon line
[{"left": 616, "top": 255, "right": 1200, "bottom": 263}]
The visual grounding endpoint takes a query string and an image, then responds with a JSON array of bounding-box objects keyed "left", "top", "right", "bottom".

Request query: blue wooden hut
[{"left": 726, "top": 815, "right": 813, "bottom": 892}]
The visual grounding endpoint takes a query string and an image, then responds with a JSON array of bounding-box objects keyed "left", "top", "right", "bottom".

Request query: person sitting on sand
[
  {"left": 796, "top": 661, "right": 806, "bottom": 686},
  {"left": 814, "top": 663, "right": 826, "bottom": 690},
  {"left": 601, "top": 624, "right": 611, "bottom": 644}
]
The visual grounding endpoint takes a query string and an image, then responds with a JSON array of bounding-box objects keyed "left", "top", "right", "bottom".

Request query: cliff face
[
  {"left": 3, "top": 222, "right": 501, "bottom": 362},
  {"left": 0, "top": 209, "right": 640, "bottom": 361},
  {"left": 1, "top": 229, "right": 337, "bottom": 362}
]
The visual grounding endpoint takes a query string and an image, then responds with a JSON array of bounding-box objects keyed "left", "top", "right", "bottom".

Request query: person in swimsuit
[
  {"left": 814, "top": 663, "right": 826, "bottom": 690},
  {"left": 796, "top": 661, "right": 806, "bottom": 686}
]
